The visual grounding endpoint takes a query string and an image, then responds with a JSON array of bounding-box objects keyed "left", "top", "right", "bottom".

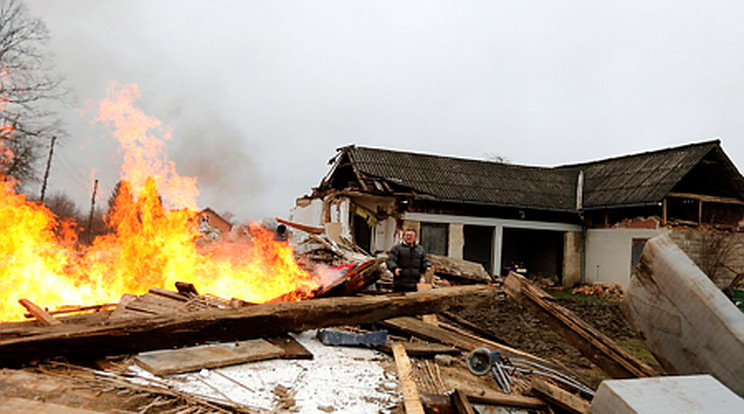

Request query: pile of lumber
[{"left": 0, "top": 275, "right": 607, "bottom": 414}]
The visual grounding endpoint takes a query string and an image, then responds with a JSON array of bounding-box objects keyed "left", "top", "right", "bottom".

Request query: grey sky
[{"left": 23, "top": 0, "right": 744, "bottom": 221}]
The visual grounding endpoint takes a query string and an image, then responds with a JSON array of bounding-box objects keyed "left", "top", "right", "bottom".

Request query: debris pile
[
  {"left": 571, "top": 283, "right": 624, "bottom": 300},
  {"left": 3, "top": 228, "right": 744, "bottom": 413}
]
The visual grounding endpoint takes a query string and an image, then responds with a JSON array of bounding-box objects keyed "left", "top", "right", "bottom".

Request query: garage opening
[
  {"left": 500, "top": 228, "right": 564, "bottom": 281},
  {"left": 463, "top": 225, "right": 494, "bottom": 274}
]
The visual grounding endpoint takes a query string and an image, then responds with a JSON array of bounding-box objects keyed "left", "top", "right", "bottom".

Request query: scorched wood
[{"left": 0, "top": 285, "right": 497, "bottom": 367}]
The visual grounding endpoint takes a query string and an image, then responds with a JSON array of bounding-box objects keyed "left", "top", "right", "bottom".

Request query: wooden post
[
  {"left": 698, "top": 199, "right": 703, "bottom": 225},
  {"left": 39, "top": 136, "right": 56, "bottom": 202},
  {"left": 87, "top": 179, "right": 99, "bottom": 243},
  {"left": 662, "top": 198, "right": 667, "bottom": 225}
]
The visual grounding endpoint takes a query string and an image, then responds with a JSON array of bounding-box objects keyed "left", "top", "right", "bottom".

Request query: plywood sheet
[{"left": 135, "top": 339, "right": 285, "bottom": 375}]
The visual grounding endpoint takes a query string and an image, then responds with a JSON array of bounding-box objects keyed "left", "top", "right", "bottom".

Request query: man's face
[{"left": 404, "top": 231, "right": 416, "bottom": 245}]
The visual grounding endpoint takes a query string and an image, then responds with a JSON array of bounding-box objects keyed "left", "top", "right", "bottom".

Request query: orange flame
[{"left": 0, "top": 83, "right": 319, "bottom": 321}]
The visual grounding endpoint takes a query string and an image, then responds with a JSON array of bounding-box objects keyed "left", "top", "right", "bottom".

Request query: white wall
[
  {"left": 585, "top": 228, "right": 665, "bottom": 288},
  {"left": 288, "top": 198, "right": 324, "bottom": 226}
]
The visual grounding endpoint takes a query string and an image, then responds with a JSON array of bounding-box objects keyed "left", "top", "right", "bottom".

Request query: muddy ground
[{"left": 449, "top": 292, "right": 662, "bottom": 388}]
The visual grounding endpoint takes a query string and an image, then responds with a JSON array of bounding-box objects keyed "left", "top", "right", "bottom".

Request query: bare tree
[
  {"left": 44, "top": 191, "right": 80, "bottom": 220},
  {"left": 0, "top": 0, "right": 64, "bottom": 184}
]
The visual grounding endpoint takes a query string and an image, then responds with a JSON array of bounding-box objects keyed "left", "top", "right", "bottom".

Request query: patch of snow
[{"left": 128, "top": 330, "right": 402, "bottom": 413}]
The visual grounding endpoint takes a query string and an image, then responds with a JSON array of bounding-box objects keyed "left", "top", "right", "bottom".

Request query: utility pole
[
  {"left": 87, "top": 179, "right": 99, "bottom": 243},
  {"left": 39, "top": 135, "right": 56, "bottom": 202}
]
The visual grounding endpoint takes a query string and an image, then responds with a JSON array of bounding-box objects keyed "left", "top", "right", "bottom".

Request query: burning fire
[{"left": 0, "top": 83, "right": 319, "bottom": 321}]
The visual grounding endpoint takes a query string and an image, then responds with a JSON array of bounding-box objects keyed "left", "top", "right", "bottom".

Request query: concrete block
[{"left": 591, "top": 375, "right": 744, "bottom": 414}]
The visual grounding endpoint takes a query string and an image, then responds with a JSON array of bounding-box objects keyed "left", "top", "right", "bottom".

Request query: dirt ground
[{"left": 449, "top": 292, "right": 662, "bottom": 388}]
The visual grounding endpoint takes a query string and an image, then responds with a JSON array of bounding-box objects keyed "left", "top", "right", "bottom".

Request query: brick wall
[{"left": 668, "top": 228, "right": 744, "bottom": 288}]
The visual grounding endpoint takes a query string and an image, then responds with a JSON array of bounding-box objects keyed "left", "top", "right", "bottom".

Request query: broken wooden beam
[
  {"left": 503, "top": 272, "right": 658, "bottom": 379},
  {"left": 0, "top": 285, "right": 497, "bottom": 367},
  {"left": 274, "top": 217, "right": 324, "bottom": 235},
  {"left": 622, "top": 234, "right": 744, "bottom": 396},
  {"left": 392, "top": 343, "right": 425, "bottom": 414},
  {"left": 18, "top": 299, "right": 61, "bottom": 326},
  {"left": 528, "top": 378, "right": 590, "bottom": 414}
]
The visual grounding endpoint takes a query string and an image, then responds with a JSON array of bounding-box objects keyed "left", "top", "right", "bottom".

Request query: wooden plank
[
  {"left": 107, "top": 293, "right": 145, "bottom": 321},
  {"left": 266, "top": 335, "right": 313, "bottom": 359},
  {"left": 464, "top": 389, "right": 547, "bottom": 409},
  {"left": 392, "top": 343, "right": 425, "bottom": 414},
  {"left": 623, "top": 234, "right": 744, "bottom": 396},
  {"left": 0, "top": 285, "right": 498, "bottom": 367},
  {"left": 148, "top": 288, "right": 188, "bottom": 302},
  {"left": 135, "top": 339, "right": 285, "bottom": 375},
  {"left": 376, "top": 341, "right": 460, "bottom": 357},
  {"left": 0, "top": 396, "right": 105, "bottom": 414},
  {"left": 18, "top": 299, "right": 61, "bottom": 326},
  {"left": 125, "top": 293, "right": 184, "bottom": 315},
  {"left": 528, "top": 378, "right": 590, "bottom": 414},
  {"left": 504, "top": 272, "right": 658, "bottom": 379},
  {"left": 451, "top": 389, "right": 476, "bottom": 414},
  {"left": 380, "top": 316, "right": 553, "bottom": 365}
]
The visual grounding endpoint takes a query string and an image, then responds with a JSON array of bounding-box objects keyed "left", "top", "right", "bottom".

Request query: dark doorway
[
  {"left": 420, "top": 223, "right": 448, "bottom": 256},
  {"left": 352, "top": 214, "right": 372, "bottom": 254},
  {"left": 501, "top": 228, "right": 564, "bottom": 280},
  {"left": 463, "top": 225, "right": 494, "bottom": 274}
]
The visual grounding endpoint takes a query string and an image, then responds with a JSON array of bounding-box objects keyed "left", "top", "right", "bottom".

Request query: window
[
  {"left": 631, "top": 238, "right": 649, "bottom": 275},
  {"left": 420, "top": 223, "right": 448, "bottom": 256}
]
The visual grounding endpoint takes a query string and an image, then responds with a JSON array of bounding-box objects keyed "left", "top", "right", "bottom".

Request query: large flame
[{"left": 0, "top": 83, "right": 318, "bottom": 321}]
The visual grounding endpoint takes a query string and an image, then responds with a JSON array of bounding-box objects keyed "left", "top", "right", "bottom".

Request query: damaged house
[{"left": 291, "top": 139, "right": 744, "bottom": 289}]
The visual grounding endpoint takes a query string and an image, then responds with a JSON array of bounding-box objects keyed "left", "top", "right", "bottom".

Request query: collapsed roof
[{"left": 317, "top": 140, "right": 744, "bottom": 212}]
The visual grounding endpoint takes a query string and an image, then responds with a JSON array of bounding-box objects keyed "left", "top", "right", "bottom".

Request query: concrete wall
[
  {"left": 448, "top": 223, "right": 464, "bottom": 259},
  {"left": 563, "top": 231, "right": 583, "bottom": 288},
  {"left": 288, "top": 198, "right": 325, "bottom": 227},
  {"left": 585, "top": 228, "right": 665, "bottom": 288}
]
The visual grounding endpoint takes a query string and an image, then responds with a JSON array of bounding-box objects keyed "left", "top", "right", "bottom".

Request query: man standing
[{"left": 387, "top": 229, "right": 432, "bottom": 292}]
